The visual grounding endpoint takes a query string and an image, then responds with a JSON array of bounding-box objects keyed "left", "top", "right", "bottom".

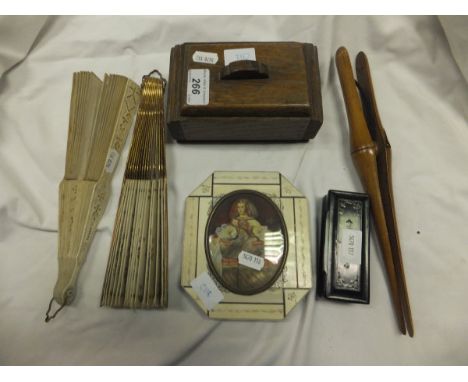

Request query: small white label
[
  {"left": 190, "top": 272, "right": 224, "bottom": 310},
  {"left": 340, "top": 229, "right": 362, "bottom": 265},
  {"left": 224, "top": 48, "right": 256, "bottom": 65},
  {"left": 187, "top": 69, "right": 209, "bottom": 105},
  {"left": 192, "top": 51, "right": 219, "bottom": 65},
  {"left": 104, "top": 149, "right": 119, "bottom": 173},
  {"left": 238, "top": 250, "right": 264, "bottom": 271}
]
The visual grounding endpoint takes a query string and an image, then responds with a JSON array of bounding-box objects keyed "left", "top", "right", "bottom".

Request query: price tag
[
  {"left": 186, "top": 68, "right": 209, "bottom": 106},
  {"left": 190, "top": 272, "right": 224, "bottom": 310},
  {"left": 104, "top": 149, "right": 119, "bottom": 173},
  {"left": 339, "top": 229, "right": 362, "bottom": 265},
  {"left": 192, "top": 51, "right": 219, "bottom": 64},
  {"left": 238, "top": 250, "right": 264, "bottom": 271},
  {"left": 224, "top": 48, "right": 256, "bottom": 65}
]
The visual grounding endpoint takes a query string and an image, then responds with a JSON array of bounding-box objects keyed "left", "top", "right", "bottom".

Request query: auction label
[
  {"left": 104, "top": 149, "right": 119, "bottom": 173},
  {"left": 192, "top": 51, "right": 219, "bottom": 64},
  {"left": 224, "top": 48, "right": 256, "bottom": 65},
  {"left": 186, "top": 68, "right": 209, "bottom": 105},
  {"left": 340, "top": 229, "right": 362, "bottom": 265},
  {"left": 190, "top": 272, "right": 224, "bottom": 310},
  {"left": 238, "top": 250, "right": 264, "bottom": 271}
]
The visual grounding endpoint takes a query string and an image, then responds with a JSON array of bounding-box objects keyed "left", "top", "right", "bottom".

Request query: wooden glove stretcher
[{"left": 335, "top": 47, "right": 414, "bottom": 337}]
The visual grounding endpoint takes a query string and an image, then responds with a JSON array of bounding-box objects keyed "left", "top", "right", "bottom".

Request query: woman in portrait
[
  {"left": 209, "top": 197, "right": 274, "bottom": 293},
  {"left": 229, "top": 198, "right": 266, "bottom": 254}
]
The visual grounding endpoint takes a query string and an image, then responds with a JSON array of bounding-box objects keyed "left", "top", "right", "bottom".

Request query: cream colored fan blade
[{"left": 46, "top": 72, "right": 140, "bottom": 322}]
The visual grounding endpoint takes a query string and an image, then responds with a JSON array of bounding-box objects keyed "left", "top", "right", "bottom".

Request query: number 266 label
[{"left": 187, "top": 68, "right": 209, "bottom": 105}]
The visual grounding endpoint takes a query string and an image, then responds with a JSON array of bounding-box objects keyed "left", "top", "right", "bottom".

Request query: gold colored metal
[
  {"left": 46, "top": 72, "right": 140, "bottom": 321},
  {"left": 100, "top": 73, "right": 168, "bottom": 309},
  {"left": 181, "top": 171, "right": 313, "bottom": 320}
]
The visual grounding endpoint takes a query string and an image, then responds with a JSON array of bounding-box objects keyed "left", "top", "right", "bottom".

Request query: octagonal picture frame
[{"left": 181, "top": 171, "right": 313, "bottom": 320}]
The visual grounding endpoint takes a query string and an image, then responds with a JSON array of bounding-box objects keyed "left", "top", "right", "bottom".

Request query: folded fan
[
  {"left": 101, "top": 73, "right": 168, "bottom": 309},
  {"left": 46, "top": 72, "right": 140, "bottom": 321}
]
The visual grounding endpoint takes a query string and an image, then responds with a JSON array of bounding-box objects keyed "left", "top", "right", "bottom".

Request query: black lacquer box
[{"left": 319, "top": 190, "right": 370, "bottom": 303}]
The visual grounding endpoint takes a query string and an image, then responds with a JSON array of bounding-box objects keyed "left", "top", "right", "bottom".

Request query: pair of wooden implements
[{"left": 335, "top": 47, "right": 414, "bottom": 336}]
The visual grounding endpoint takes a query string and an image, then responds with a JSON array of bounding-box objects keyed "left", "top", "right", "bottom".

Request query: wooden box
[{"left": 167, "top": 42, "right": 323, "bottom": 142}]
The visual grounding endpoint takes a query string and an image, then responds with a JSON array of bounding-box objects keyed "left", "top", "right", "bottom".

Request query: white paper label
[
  {"left": 190, "top": 272, "right": 224, "bottom": 310},
  {"left": 104, "top": 149, "right": 119, "bottom": 173},
  {"left": 340, "top": 229, "right": 362, "bottom": 265},
  {"left": 192, "top": 51, "right": 219, "bottom": 64},
  {"left": 186, "top": 69, "right": 209, "bottom": 105},
  {"left": 224, "top": 48, "right": 256, "bottom": 65},
  {"left": 238, "top": 250, "right": 264, "bottom": 271}
]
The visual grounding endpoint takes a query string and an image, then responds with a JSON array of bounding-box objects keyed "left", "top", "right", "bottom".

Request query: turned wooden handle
[
  {"left": 221, "top": 60, "right": 269, "bottom": 80},
  {"left": 351, "top": 149, "right": 406, "bottom": 335},
  {"left": 356, "top": 51, "right": 414, "bottom": 337},
  {"left": 335, "top": 47, "right": 374, "bottom": 153},
  {"left": 335, "top": 47, "right": 406, "bottom": 335}
]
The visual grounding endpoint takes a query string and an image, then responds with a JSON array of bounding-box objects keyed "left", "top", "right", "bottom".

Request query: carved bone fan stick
[
  {"left": 335, "top": 47, "right": 414, "bottom": 336},
  {"left": 46, "top": 72, "right": 140, "bottom": 322}
]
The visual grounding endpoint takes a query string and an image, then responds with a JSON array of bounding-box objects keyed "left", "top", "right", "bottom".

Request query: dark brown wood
[
  {"left": 167, "top": 42, "right": 323, "bottom": 142},
  {"left": 335, "top": 47, "right": 407, "bottom": 335},
  {"left": 220, "top": 60, "right": 269, "bottom": 80}
]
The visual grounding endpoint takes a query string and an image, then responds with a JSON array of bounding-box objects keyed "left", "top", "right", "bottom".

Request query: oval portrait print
[{"left": 205, "top": 190, "right": 288, "bottom": 295}]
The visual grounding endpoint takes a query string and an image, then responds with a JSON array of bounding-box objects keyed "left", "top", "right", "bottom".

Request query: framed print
[
  {"left": 206, "top": 190, "right": 288, "bottom": 295},
  {"left": 181, "top": 171, "right": 313, "bottom": 320}
]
